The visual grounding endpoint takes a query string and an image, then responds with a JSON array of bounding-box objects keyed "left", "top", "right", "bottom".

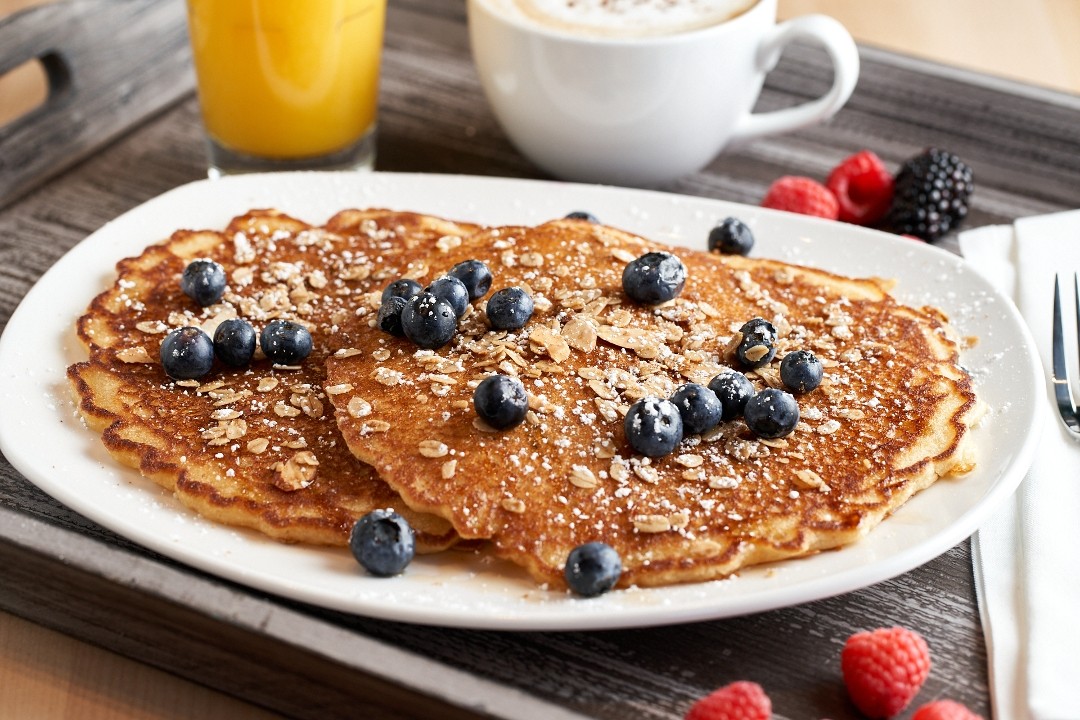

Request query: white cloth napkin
[{"left": 960, "top": 210, "right": 1080, "bottom": 720}]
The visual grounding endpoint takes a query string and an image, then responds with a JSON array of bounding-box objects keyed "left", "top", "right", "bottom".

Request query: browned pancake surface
[
  {"left": 70, "top": 209, "right": 479, "bottom": 549},
  {"left": 326, "top": 219, "right": 978, "bottom": 586}
]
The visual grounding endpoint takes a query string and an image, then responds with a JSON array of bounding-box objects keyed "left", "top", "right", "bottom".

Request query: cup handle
[{"left": 729, "top": 14, "right": 859, "bottom": 144}]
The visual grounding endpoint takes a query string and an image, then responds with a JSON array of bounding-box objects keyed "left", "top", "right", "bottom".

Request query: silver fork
[{"left": 1052, "top": 274, "right": 1080, "bottom": 435}]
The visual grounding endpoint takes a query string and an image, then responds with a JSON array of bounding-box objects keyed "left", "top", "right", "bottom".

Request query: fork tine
[
  {"left": 1052, "top": 274, "right": 1079, "bottom": 432},
  {"left": 1074, "top": 272, "right": 1080, "bottom": 372}
]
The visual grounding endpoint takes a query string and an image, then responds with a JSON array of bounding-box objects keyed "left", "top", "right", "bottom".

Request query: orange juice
[{"left": 186, "top": 0, "right": 386, "bottom": 160}]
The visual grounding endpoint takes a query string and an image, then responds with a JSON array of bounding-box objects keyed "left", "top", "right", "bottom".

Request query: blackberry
[{"left": 883, "top": 148, "right": 973, "bottom": 241}]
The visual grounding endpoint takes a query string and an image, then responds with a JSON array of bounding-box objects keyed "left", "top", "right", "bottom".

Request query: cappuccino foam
[{"left": 483, "top": 0, "right": 758, "bottom": 38}]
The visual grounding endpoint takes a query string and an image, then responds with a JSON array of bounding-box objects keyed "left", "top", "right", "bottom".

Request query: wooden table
[{"left": 2, "top": 1, "right": 1079, "bottom": 718}]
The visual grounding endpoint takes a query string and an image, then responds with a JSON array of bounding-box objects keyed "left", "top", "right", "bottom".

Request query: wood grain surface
[{"left": 2, "top": 0, "right": 1079, "bottom": 718}]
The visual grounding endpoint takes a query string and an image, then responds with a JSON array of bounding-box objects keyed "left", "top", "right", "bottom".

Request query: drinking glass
[{"left": 185, "top": 0, "right": 387, "bottom": 177}]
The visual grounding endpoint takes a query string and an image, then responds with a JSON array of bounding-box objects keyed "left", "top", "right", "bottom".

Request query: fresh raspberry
[
  {"left": 826, "top": 150, "right": 894, "bottom": 225},
  {"left": 911, "top": 700, "right": 984, "bottom": 720},
  {"left": 685, "top": 681, "right": 772, "bottom": 720},
  {"left": 761, "top": 176, "right": 839, "bottom": 219},
  {"left": 841, "top": 626, "right": 931, "bottom": 718}
]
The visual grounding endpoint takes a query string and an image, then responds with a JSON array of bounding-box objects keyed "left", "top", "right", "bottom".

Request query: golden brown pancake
[
  {"left": 69, "top": 209, "right": 479, "bottom": 549},
  {"left": 325, "top": 219, "right": 978, "bottom": 587}
]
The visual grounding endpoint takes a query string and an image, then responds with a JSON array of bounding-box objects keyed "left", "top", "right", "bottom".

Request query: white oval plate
[{"left": 0, "top": 172, "right": 1041, "bottom": 630}]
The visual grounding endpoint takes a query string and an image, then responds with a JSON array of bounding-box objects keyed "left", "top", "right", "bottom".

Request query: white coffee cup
[{"left": 468, "top": 0, "right": 859, "bottom": 186}]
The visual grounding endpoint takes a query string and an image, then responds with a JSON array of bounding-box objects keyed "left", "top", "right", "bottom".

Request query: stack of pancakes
[{"left": 69, "top": 209, "right": 979, "bottom": 589}]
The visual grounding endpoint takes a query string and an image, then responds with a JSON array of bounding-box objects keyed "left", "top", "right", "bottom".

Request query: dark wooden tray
[{"left": 2, "top": 1, "right": 1078, "bottom": 717}]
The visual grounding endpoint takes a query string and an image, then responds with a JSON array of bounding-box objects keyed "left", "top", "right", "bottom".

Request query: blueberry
[
  {"left": 380, "top": 278, "right": 422, "bottom": 304},
  {"left": 564, "top": 542, "right": 622, "bottom": 597},
  {"left": 377, "top": 295, "right": 408, "bottom": 337},
  {"left": 707, "top": 217, "right": 754, "bottom": 256},
  {"left": 565, "top": 211, "right": 599, "bottom": 223},
  {"left": 473, "top": 374, "right": 528, "bottom": 430},
  {"left": 624, "top": 397, "right": 683, "bottom": 457},
  {"left": 735, "top": 317, "right": 777, "bottom": 369},
  {"left": 401, "top": 292, "right": 458, "bottom": 349},
  {"left": 212, "top": 318, "right": 256, "bottom": 367},
  {"left": 780, "top": 349, "right": 824, "bottom": 392},
  {"left": 180, "top": 259, "right": 226, "bottom": 307},
  {"left": 448, "top": 259, "right": 493, "bottom": 300},
  {"left": 260, "top": 319, "right": 313, "bottom": 365},
  {"left": 669, "top": 383, "right": 722, "bottom": 435},
  {"left": 707, "top": 371, "right": 755, "bottom": 421},
  {"left": 349, "top": 509, "right": 415, "bottom": 577},
  {"left": 743, "top": 388, "right": 800, "bottom": 439},
  {"left": 622, "top": 252, "right": 686, "bottom": 305},
  {"left": 426, "top": 275, "right": 470, "bottom": 318},
  {"left": 160, "top": 326, "right": 214, "bottom": 380},
  {"left": 486, "top": 287, "right": 534, "bottom": 331}
]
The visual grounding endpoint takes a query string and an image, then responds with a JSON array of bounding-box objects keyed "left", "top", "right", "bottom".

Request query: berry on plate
[
  {"left": 708, "top": 371, "right": 755, "bottom": 421},
  {"left": 707, "top": 216, "right": 755, "bottom": 256},
  {"left": 670, "top": 382, "right": 723, "bottom": 435},
  {"left": 380, "top": 278, "right": 423, "bottom": 304},
  {"left": 448, "top": 259, "right": 493, "bottom": 300},
  {"left": 426, "top": 275, "right": 471, "bottom": 318},
  {"left": 160, "top": 326, "right": 214, "bottom": 380},
  {"left": 911, "top": 700, "right": 984, "bottom": 720},
  {"left": 180, "top": 259, "right": 227, "bottom": 307},
  {"left": 260, "top": 319, "right": 313, "bottom": 365},
  {"left": 780, "top": 349, "right": 824, "bottom": 392},
  {"left": 622, "top": 251, "right": 687, "bottom": 305},
  {"left": 349, "top": 509, "right": 415, "bottom": 577},
  {"left": 735, "top": 317, "right": 777, "bottom": 369},
  {"left": 826, "top": 150, "right": 895, "bottom": 225},
  {"left": 743, "top": 388, "right": 799, "bottom": 439},
  {"left": 761, "top": 176, "right": 840, "bottom": 219},
  {"left": 841, "top": 626, "right": 931, "bottom": 718},
  {"left": 486, "top": 287, "right": 534, "bottom": 330},
  {"left": 473, "top": 374, "right": 529, "bottom": 430},
  {"left": 212, "top": 317, "right": 257, "bottom": 367},
  {"left": 624, "top": 397, "right": 684, "bottom": 457},
  {"left": 564, "top": 541, "right": 622, "bottom": 597},
  {"left": 377, "top": 295, "right": 409, "bottom": 337},
  {"left": 401, "top": 292, "right": 458, "bottom": 349},
  {"left": 883, "top": 148, "right": 973, "bottom": 241},
  {"left": 685, "top": 681, "right": 772, "bottom": 720}
]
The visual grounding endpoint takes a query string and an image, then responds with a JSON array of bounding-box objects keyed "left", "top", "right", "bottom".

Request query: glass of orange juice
[{"left": 185, "top": 0, "right": 387, "bottom": 177}]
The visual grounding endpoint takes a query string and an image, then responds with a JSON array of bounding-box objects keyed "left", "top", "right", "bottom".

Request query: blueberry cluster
[
  {"left": 377, "top": 258, "right": 538, "bottom": 348},
  {"left": 159, "top": 318, "right": 313, "bottom": 380},
  {"left": 160, "top": 261, "right": 313, "bottom": 380},
  {"left": 623, "top": 319, "right": 825, "bottom": 458}
]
